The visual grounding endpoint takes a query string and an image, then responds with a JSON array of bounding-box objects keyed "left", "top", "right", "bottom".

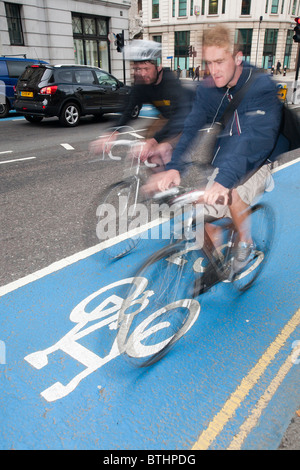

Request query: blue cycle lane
[{"left": 0, "top": 159, "right": 299, "bottom": 450}]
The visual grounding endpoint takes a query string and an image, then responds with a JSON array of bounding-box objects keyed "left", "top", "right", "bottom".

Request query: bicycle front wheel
[
  {"left": 231, "top": 203, "right": 275, "bottom": 292},
  {"left": 117, "top": 240, "right": 201, "bottom": 367}
]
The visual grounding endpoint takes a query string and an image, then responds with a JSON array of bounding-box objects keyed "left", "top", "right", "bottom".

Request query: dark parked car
[
  {"left": 14, "top": 64, "right": 141, "bottom": 126},
  {"left": 0, "top": 56, "right": 48, "bottom": 118}
]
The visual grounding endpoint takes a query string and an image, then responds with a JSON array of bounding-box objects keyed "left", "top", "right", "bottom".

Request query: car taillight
[{"left": 40, "top": 85, "right": 58, "bottom": 95}]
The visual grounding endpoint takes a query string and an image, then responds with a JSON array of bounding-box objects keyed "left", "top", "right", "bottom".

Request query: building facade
[
  {"left": 0, "top": 0, "right": 133, "bottom": 81},
  {"left": 142, "top": 0, "right": 300, "bottom": 73}
]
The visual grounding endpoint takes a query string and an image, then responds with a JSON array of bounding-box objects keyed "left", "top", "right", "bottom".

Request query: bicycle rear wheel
[
  {"left": 117, "top": 240, "right": 201, "bottom": 367},
  {"left": 95, "top": 177, "right": 146, "bottom": 259},
  {"left": 231, "top": 203, "right": 275, "bottom": 292}
]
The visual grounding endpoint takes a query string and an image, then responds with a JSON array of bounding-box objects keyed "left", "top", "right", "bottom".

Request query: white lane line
[
  {"left": 0, "top": 156, "right": 36, "bottom": 165},
  {"left": 61, "top": 143, "right": 74, "bottom": 150},
  {"left": 0, "top": 216, "right": 169, "bottom": 298},
  {"left": 0, "top": 151, "right": 13, "bottom": 155}
]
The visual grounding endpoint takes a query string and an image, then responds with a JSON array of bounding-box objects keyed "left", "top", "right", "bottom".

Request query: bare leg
[
  {"left": 204, "top": 223, "right": 223, "bottom": 248},
  {"left": 229, "top": 189, "right": 252, "bottom": 244}
]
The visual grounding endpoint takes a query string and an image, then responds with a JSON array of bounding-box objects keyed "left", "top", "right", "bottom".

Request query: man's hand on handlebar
[
  {"left": 138, "top": 138, "right": 158, "bottom": 161},
  {"left": 142, "top": 169, "right": 181, "bottom": 195},
  {"left": 89, "top": 132, "right": 120, "bottom": 155},
  {"left": 202, "top": 181, "right": 230, "bottom": 206}
]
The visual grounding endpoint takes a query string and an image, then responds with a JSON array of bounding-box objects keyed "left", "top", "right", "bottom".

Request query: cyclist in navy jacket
[
  {"left": 166, "top": 63, "right": 281, "bottom": 188},
  {"left": 144, "top": 26, "right": 282, "bottom": 273}
]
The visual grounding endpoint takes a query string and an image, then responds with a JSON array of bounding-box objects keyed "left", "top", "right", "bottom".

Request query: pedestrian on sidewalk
[
  {"left": 194, "top": 65, "right": 200, "bottom": 81},
  {"left": 276, "top": 61, "right": 282, "bottom": 75}
]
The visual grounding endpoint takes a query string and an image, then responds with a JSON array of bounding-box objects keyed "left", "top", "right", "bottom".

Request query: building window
[
  {"left": 281, "top": 0, "right": 285, "bottom": 13},
  {"left": 153, "top": 35, "right": 162, "bottom": 43},
  {"left": 222, "top": 0, "right": 226, "bottom": 13},
  {"left": 5, "top": 2, "right": 24, "bottom": 46},
  {"left": 208, "top": 0, "right": 218, "bottom": 14},
  {"left": 265, "top": 0, "right": 269, "bottom": 13},
  {"left": 190, "top": 0, "right": 194, "bottom": 16},
  {"left": 152, "top": 0, "right": 159, "bottom": 19},
  {"left": 291, "top": 0, "right": 297, "bottom": 15},
  {"left": 172, "top": 0, "right": 175, "bottom": 17},
  {"left": 202, "top": 0, "right": 205, "bottom": 14},
  {"left": 179, "top": 0, "right": 187, "bottom": 16},
  {"left": 235, "top": 29, "right": 253, "bottom": 62},
  {"left": 175, "top": 30, "right": 190, "bottom": 70},
  {"left": 284, "top": 29, "right": 293, "bottom": 68},
  {"left": 271, "top": 0, "right": 279, "bottom": 13},
  {"left": 153, "top": 35, "right": 162, "bottom": 65},
  {"left": 72, "top": 14, "right": 109, "bottom": 71},
  {"left": 241, "top": 0, "right": 251, "bottom": 15},
  {"left": 262, "top": 29, "right": 278, "bottom": 68}
]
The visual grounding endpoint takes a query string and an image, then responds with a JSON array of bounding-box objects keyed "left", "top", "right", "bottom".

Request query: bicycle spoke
[{"left": 117, "top": 240, "right": 201, "bottom": 367}]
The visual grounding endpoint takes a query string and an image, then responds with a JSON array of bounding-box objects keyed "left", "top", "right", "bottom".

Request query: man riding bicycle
[
  {"left": 143, "top": 26, "right": 283, "bottom": 283},
  {"left": 90, "top": 40, "right": 194, "bottom": 168}
]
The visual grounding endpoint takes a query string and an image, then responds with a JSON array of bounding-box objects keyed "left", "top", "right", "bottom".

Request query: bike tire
[
  {"left": 95, "top": 177, "right": 148, "bottom": 259},
  {"left": 117, "top": 239, "right": 201, "bottom": 367},
  {"left": 231, "top": 203, "right": 275, "bottom": 292}
]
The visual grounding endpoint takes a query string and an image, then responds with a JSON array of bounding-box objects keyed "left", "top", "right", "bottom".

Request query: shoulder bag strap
[{"left": 220, "top": 69, "right": 261, "bottom": 128}]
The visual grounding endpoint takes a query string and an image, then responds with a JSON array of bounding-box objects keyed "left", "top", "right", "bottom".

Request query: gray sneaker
[{"left": 232, "top": 241, "right": 256, "bottom": 273}]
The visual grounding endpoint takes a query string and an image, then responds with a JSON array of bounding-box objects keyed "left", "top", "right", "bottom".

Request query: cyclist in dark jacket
[
  {"left": 90, "top": 40, "right": 194, "bottom": 166},
  {"left": 117, "top": 67, "right": 193, "bottom": 146}
]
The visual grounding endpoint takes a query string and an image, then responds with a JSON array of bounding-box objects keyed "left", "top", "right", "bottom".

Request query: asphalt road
[
  {"left": 0, "top": 114, "right": 133, "bottom": 285},
  {"left": 1, "top": 110, "right": 299, "bottom": 450}
]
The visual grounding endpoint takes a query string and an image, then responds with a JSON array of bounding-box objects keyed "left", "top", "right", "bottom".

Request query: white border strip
[
  {"left": 271, "top": 155, "right": 300, "bottom": 173},
  {"left": 0, "top": 216, "right": 168, "bottom": 298}
]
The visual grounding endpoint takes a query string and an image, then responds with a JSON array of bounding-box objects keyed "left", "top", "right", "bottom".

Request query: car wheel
[
  {"left": 59, "top": 102, "right": 81, "bottom": 127},
  {"left": 25, "top": 115, "right": 43, "bottom": 124},
  {"left": 0, "top": 101, "right": 9, "bottom": 119},
  {"left": 130, "top": 104, "right": 141, "bottom": 119}
]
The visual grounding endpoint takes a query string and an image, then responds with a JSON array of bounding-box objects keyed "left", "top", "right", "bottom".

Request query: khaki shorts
[{"left": 203, "top": 163, "right": 273, "bottom": 219}]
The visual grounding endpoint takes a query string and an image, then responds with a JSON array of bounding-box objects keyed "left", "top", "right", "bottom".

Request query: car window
[
  {"left": 6, "top": 60, "right": 37, "bottom": 78},
  {"left": 95, "top": 70, "right": 117, "bottom": 86},
  {"left": 19, "top": 67, "right": 53, "bottom": 85},
  {"left": 56, "top": 70, "right": 73, "bottom": 83},
  {"left": 74, "top": 70, "right": 95, "bottom": 84}
]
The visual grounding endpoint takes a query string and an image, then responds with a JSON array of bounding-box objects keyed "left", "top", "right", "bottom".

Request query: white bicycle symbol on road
[{"left": 25, "top": 276, "right": 200, "bottom": 402}]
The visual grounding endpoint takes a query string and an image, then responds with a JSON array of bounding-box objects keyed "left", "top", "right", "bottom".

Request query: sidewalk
[{"left": 183, "top": 70, "right": 297, "bottom": 82}]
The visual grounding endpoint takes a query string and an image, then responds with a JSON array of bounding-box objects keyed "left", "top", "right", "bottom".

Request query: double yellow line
[{"left": 192, "top": 307, "right": 300, "bottom": 450}]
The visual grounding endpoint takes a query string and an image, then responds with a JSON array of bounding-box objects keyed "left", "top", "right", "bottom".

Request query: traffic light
[
  {"left": 188, "top": 45, "right": 193, "bottom": 57},
  {"left": 116, "top": 32, "right": 124, "bottom": 52},
  {"left": 293, "top": 17, "right": 300, "bottom": 43}
]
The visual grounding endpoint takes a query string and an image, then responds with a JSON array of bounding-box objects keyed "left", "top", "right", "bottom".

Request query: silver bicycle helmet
[{"left": 124, "top": 39, "right": 162, "bottom": 63}]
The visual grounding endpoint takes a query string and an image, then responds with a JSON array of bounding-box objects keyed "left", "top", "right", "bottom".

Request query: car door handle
[{"left": 76, "top": 87, "right": 83, "bottom": 92}]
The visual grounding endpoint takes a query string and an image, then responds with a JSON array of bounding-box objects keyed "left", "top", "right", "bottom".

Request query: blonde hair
[{"left": 203, "top": 26, "right": 240, "bottom": 55}]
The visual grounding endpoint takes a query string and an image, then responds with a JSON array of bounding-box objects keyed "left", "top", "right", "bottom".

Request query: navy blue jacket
[{"left": 166, "top": 64, "right": 282, "bottom": 189}]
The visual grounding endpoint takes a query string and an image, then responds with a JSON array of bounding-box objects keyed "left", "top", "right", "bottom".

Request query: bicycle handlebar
[
  {"left": 152, "top": 187, "right": 226, "bottom": 207},
  {"left": 106, "top": 139, "right": 156, "bottom": 167}
]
